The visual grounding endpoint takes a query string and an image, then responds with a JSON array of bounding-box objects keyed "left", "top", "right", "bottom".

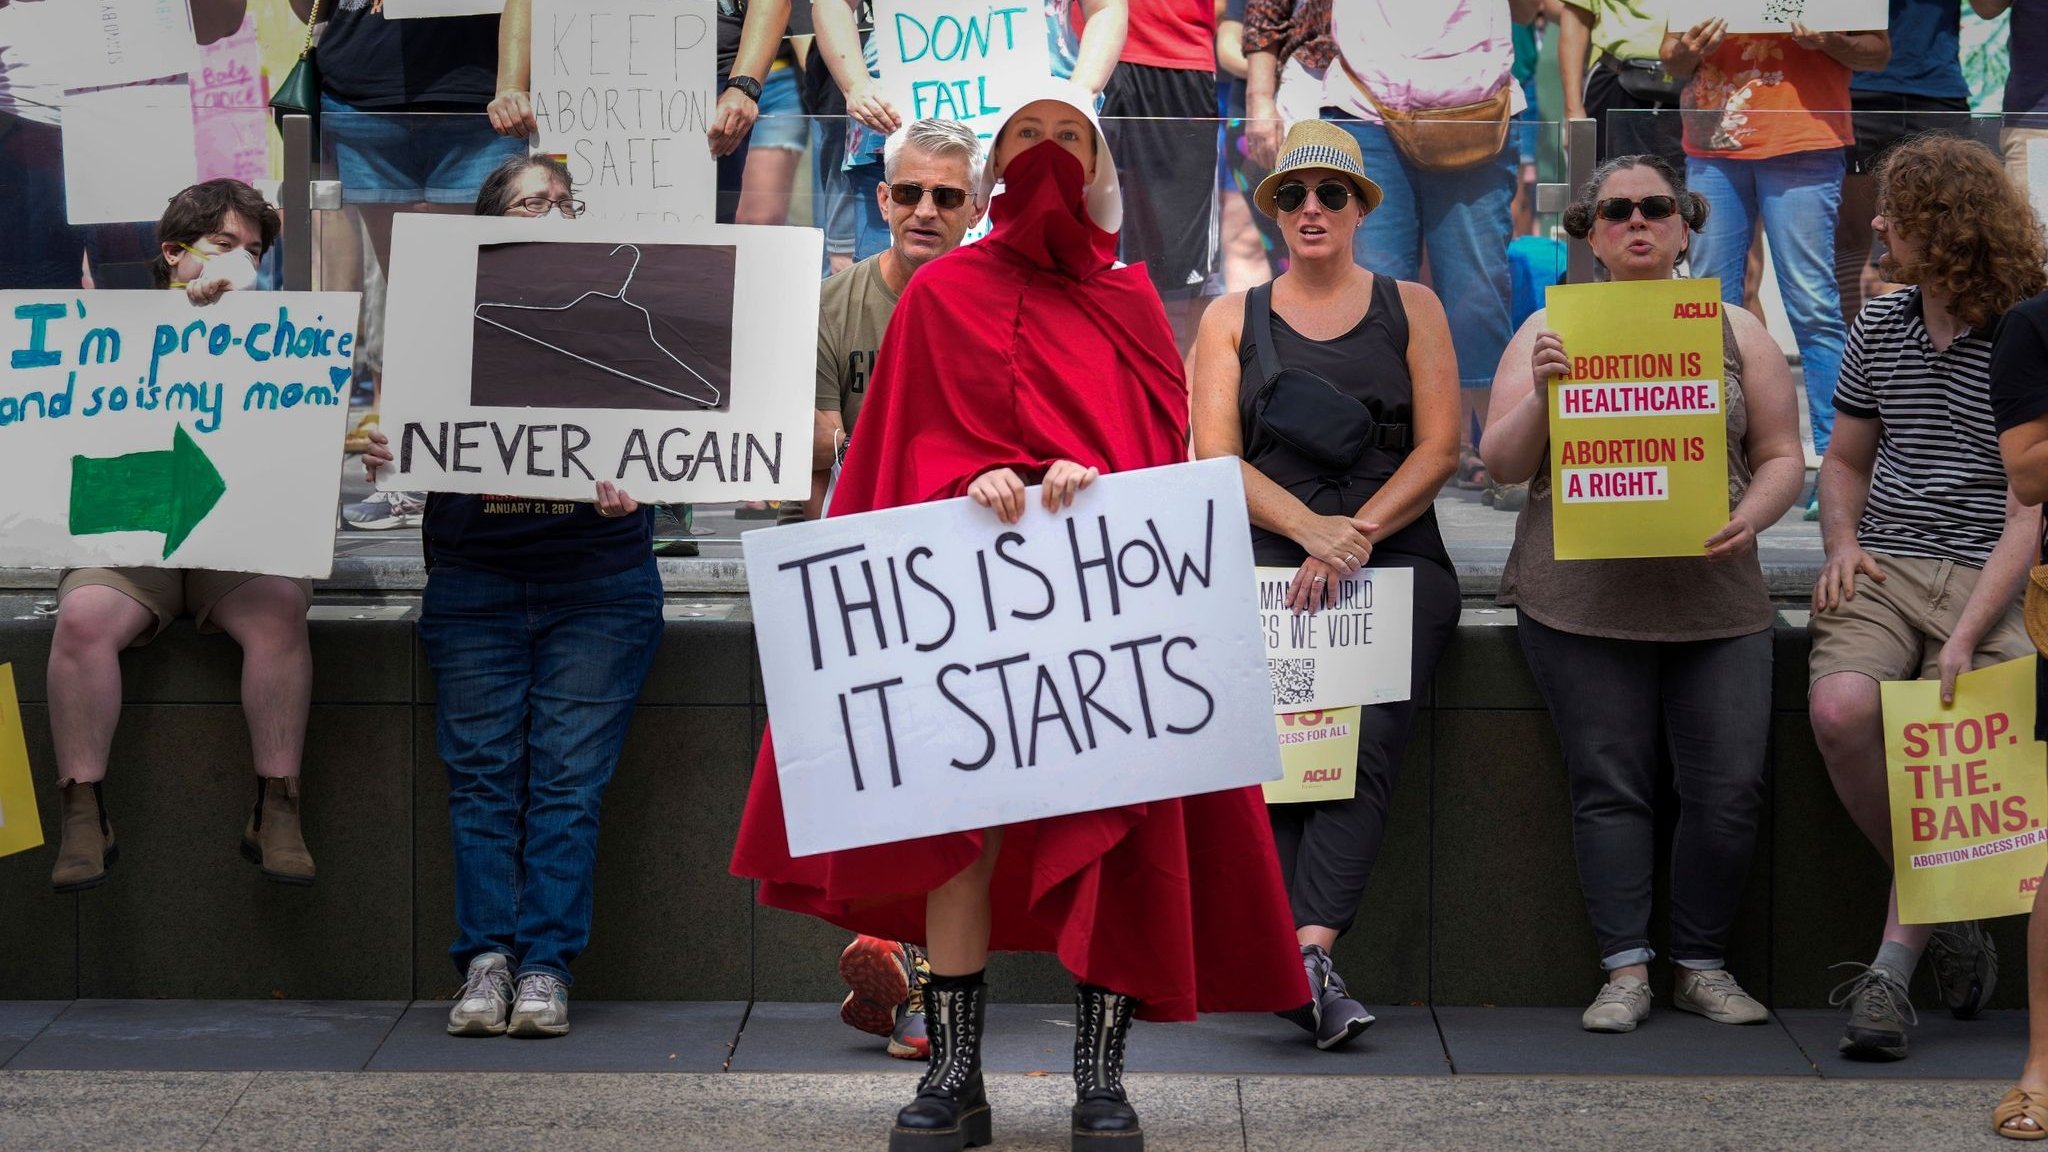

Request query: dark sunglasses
[
  {"left": 1273, "top": 180, "right": 1354, "bottom": 214},
  {"left": 889, "top": 182, "right": 969, "bottom": 210},
  {"left": 1595, "top": 195, "right": 1678, "bottom": 222}
]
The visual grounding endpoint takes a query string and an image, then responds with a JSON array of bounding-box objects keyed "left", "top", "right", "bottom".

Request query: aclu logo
[{"left": 1674, "top": 302, "right": 1720, "bottom": 319}]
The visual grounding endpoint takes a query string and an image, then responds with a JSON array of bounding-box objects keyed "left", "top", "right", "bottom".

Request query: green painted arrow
[{"left": 69, "top": 425, "right": 227, "bottom": 559}]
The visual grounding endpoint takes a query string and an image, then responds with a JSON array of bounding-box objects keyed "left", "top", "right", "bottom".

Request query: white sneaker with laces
[
  {"left": 1673, "top": 967, "right": 1768, "bottom": 1025},
  {"left": 1581, "top": 974, "right": 1652, "bottom": 1033},
  {"left": 446, "top": 952, "right": 513, "bottom": 1037},
  {"left": 508, "top": 971, "right": 571, "bottom": 1039}
]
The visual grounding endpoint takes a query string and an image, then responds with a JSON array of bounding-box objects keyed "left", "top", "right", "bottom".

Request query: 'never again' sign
[{"left": 746, "top": 459, "right": 1283, "bottom": 856}]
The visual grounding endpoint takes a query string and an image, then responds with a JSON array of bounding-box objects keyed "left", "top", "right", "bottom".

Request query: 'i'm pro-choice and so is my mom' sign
[{"left": 746, "top": 459, "right": 1283, "bottom": 856}]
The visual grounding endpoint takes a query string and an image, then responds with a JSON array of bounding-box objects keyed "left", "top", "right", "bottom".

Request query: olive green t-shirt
[
  {"left": 1567, "top": 0, "right": 1670, "bottom": 64},
  {"left": 816, "top": 252, "right": 900, "bottom": 433}
]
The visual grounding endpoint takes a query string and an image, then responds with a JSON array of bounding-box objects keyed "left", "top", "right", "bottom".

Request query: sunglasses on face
[
  {"left": 889, "top": 182, "right": 969, "bottom": 210},
  {"left": 1273, "top": 180, "right": 1354, "bottom": 214},
  {"left": 1595, "top": 195, "right": 1678, "bottom": 222}
]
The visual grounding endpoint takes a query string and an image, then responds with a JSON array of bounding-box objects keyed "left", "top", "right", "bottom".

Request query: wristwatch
[{"left": 723, "top": 75, "right": 763, "bottom": 103}]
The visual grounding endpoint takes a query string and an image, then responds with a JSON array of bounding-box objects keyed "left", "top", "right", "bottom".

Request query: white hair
[{"left": 882, "top": 118, "right": 984, "bottom": 186}]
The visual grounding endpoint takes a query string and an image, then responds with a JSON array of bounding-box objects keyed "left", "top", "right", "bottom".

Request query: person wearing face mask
[
  {"left": 359, "top": 154, "right": 661, "bottom": 1040},
  {"left": 732, "top": 83, "right": 1304, "bottom": 1152},
  {"left": 1481, "top": 154, "right": 1805, "bottom": 1033},
  {"left": 1191, "top": 119, "right": 1461, "bottom": 1051},
  {"left": 45, "top": 180, "right": 319, "bottom": 893}
]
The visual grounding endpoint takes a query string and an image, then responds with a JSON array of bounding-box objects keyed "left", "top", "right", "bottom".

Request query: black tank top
[{"left": 1236, "top": 272, "right": 1451, "bottom": 571}]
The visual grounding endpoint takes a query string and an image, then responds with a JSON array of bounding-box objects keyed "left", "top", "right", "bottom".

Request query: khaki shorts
[
  {"left": 58, "top": 568, "right": 313, "bottom": 648},
  {"left": 1808, "top": 552, "right": 2031, "bottom": 685}
]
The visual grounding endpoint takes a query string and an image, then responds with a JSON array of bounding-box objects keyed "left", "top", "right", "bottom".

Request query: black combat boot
[
  {"left": 1071, "top": 984, "right": 1142, "bottom": 1150},
  {"left": 889, "top": 972, "right": 992, "bottom": 1151}
]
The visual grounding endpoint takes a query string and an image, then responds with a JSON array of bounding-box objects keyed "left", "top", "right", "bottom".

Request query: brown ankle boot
[
  {"left": 241, "top": 777, "right": 315, "bottom": 885},
  {"left": 51, "top": 779, "right": 116, "bottom": 892}
]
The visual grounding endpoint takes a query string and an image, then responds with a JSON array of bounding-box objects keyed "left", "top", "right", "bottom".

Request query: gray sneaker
[
  {"left": 446, "top": 952, "right": 513, "bottom": 1037},
  {"left": 1926, "top": 921, "right": 1998, "bottom": 1019},
  {"left": 1581, "top": 975, "right": 1652, "bottom": 1033},
  {"left": 1672, "top": 968, "right": 1768, "bottom": 1025},
  {"left": 1828, "top": 962, "right": 1916, "bottom": 1061},
  {"left": 508, "top": 972, "right": 570, "bottom": 1039}
]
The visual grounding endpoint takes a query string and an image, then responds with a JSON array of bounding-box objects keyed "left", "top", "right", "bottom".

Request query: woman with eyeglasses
[
  {"left": 1480, "top": 154, "right": 1803, "bottom": 1034},
  {"left": 362, "top": 154, "right": 660, "bottom": 1040},
  {"left": 1190, "top": 118, "right": 1462, "bottom": 1051}
]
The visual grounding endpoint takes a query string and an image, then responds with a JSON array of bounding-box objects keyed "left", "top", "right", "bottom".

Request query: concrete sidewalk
[{"left": 0, "top": 1000, "right": 2027, "bottom": 1150}]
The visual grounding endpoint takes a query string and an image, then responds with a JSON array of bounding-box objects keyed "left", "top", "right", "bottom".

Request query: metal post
[
  {"left": 281, "top": 114, "right": 313, "bottom": 292},
  {"left": 1564, "top": 117, "right": 1596, "bottom": 285}
]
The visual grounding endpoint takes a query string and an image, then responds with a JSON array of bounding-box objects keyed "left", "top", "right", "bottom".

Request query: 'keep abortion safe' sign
[
  {"left": 746, "top": 459, "right": 1284, "bottom": 857},
  {"left": 0, "top": 291, "right": 361, "bottom": 579}
]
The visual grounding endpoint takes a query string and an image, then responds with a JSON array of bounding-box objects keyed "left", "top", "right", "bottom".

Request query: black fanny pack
[
  {"left": 1247, "top": 282, "right": 1410, "bottom": 473},
  {"left": 1602, "top": 53, "right": 1686, "bottom": 104}
]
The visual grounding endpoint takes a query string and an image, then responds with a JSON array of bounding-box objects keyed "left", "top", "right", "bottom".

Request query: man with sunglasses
[{"left": 786, "top": 118, "right": 985, "bottom": 525}]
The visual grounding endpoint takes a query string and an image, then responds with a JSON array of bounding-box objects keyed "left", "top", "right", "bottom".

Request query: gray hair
[{"left": 883, "top": 118, "right": 983, "bottom": 185}]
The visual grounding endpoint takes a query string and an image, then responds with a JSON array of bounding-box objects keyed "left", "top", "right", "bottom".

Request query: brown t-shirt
[{"left": 781, "top": 253, "right": 900, "bottom": 524}]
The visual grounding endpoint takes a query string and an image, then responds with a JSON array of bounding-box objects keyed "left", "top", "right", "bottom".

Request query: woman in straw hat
[
  {"left": 733, "top": 82, "right": 1305, "bottom": 1151},
  {"left": 1192, "top": 118, "right": 1462, "bottom": 1051},
  {"left": 1481, "top": 153, "right": 1802, "bottom": 1034}
]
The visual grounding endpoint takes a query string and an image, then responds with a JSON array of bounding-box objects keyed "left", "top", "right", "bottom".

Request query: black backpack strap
[{"left": 1248, "top": 282, "right": 1283, "bottom": 387}]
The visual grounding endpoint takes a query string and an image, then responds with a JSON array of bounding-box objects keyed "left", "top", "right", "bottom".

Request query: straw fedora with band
[{"left": 1253, "top": 120, "right": 1384, "bottom": 220}]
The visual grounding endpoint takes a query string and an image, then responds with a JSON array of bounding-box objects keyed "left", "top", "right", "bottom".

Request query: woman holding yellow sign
[{"left": 1481, "top": 154, "right": 1805, "bottom": 1033}]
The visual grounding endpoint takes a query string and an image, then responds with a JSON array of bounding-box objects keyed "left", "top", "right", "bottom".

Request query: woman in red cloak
[{"left": 730, "top": 84, "right": 1306, "bottom": 1151}]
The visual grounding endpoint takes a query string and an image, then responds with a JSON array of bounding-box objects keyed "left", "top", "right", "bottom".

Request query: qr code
[
  {"left": 1762, "top": 0, "right": 1806, "bottom": 21},
  {"left": 1269, "top": 658, "right": 1317, "bottom": 708}
]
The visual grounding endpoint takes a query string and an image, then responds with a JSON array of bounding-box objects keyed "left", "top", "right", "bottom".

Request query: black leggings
[{"left": 1268, "top": 553, "right": 1460, "bottom": 934}]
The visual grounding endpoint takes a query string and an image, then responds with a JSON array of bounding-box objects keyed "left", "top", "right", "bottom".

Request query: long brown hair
[{"left": 1876, "top": 135, "right": 2048, "bottom": 328}]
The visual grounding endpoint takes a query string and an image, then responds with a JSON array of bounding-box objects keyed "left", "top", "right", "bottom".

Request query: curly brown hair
[{"left": 1876, "top": 134, "right": 2048, "bottom": 328}]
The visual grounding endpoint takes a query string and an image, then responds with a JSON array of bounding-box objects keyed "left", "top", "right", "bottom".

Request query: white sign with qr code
[{"left": 1254, "top": 566, "right": 1413, "bottom": 713}]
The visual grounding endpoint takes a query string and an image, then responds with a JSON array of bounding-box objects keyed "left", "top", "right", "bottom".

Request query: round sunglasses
[
  {"left": 889, "top": 182, "right": 970, "bottom": 210},
  {"left": 1595, "top": 195, "right": 1678, "bottom": 222},
  {"left": 1273, "top": 180, "right": 1355, "bottom": 214}
]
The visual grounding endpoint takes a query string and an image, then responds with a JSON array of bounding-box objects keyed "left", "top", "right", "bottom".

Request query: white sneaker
[
  {"left": 1581, "top": 975, "right": 1652, "bottom": 1033},
  {"left": 446, "top": 952, "right": 513, "bottom": 1037},
  {"left": 1673, "top": 967, "right": 1768, "bottom": 1025},
  {"left": 508, "top": 972, "right": 570, "bottom": 1038}
]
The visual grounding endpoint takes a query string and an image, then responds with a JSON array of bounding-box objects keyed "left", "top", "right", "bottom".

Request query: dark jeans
[
  {"left": 0, "top": 116, "right": 158, "bottom": 289},
  {"left": 1270, "top": 554, "right": 1461, "bottom": 934},
  {"left": 421, "top": 559, "right": 665, "bottom": 984},
  {"left": 1582, "top": 61, "right": 1685, "bottom": 171},
  {"left": 1517, "top": 615, "right": 1772, "bottom": 970},
  {"left": 716, "top": 131, "right": 752, "bottom": 224}
]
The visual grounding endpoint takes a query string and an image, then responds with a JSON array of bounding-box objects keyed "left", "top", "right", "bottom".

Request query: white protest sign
[
  {"left": 378, "top": 213, "right": 816, "bottom": 502},
  {"left": 381, "top": 0, "right": 505, "bottom": 17},
  {"left": 876, "top": 0, "right": 1053, "bottom": 142},
  {"left": 62, "top": 84, "right": 199, "bottom": 225},
  {"left": 746, "top": 458, "right": 1282, "bottom": 857},
  {"left": 60, "top": 0, "right": 199, "bottom": 90},
  {"left": 1255, "top": 566, "right": 1412, "bottom": 713},
  {"left": 530, "top": 0, "right": 718, "bottom": 223},
  {"left": 0, "top": 291, "right": 361, "bottom": 579},
  {"left": 1668, "top": 0, "right": 1885, "bottom": 34}
]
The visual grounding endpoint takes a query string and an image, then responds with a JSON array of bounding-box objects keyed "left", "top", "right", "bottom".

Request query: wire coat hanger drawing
[{"left": 473, "top": 243, "right": 722, "bottom": 408}]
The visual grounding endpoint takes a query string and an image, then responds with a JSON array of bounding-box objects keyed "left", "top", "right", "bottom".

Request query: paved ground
[{"left": 0, "top": 1000, "right": 2026, "bottom": 1150}]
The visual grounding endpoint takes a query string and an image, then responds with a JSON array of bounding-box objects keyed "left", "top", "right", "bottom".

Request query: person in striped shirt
[{"left": 1807, "top": 134, "right": 2048, "bottom": 1065}]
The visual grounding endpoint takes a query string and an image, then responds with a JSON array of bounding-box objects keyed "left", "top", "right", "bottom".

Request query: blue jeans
[
  {"left": 1330, "top": 116, "right": 1515, "bottom": 401},
  {"left": 1686, "top": 150, "right": 1847, "bottom": 455},
  {"left": 319, "top": 93, "right": 524, "bottom": 204},
  {"left": 422, "top": 559, "right": 665, "bottom": 985},
  {"left": 813, "top": 118, "right": 856, "bottom": 262},
  {"left": 847, "top": 157, "right": 892, "bottom": 262}
]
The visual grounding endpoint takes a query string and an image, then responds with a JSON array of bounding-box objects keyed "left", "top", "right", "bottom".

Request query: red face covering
[{"left": 984, "top": 138, "right": 1118, "bottom": 280}]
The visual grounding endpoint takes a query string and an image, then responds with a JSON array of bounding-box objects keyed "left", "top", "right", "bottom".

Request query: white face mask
[{"left": 197, "top": 246, "right": 261, "bottom": 290}]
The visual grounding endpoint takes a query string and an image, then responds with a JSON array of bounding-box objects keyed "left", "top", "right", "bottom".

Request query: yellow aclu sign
[
  {"left": 1543, "top": 278, "right": 1731, "bottom": 560},
  {"left": 1264, "top": 708, "right": 1360, "bottom": 804},
  {"left": 1883, "top": 657, "right": 2048, "bottom": 924},
  {"left": 0, "top": 664, "right": 43, "bottom": 859}
]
